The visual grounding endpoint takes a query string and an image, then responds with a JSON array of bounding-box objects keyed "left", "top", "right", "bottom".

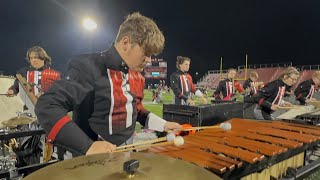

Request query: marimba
[
  {"left": 295, "top": 110, "right": 320, "bottom": 126},
  {"left": 147, "top": 118, "right": 320, "bottom": 179}
]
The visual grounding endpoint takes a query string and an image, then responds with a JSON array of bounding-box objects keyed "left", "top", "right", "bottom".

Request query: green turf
[{"left": 142, "top": 90, "right": 211, "bottom": 117}]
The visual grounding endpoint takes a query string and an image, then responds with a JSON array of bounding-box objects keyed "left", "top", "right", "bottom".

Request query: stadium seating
[{"left": 198, "top": 65, "right": 319, "bottom": 90}]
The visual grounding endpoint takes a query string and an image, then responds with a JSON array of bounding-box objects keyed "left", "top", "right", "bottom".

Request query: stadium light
[{"left": 82, "top": 17, "right": 97, "bottom": 31}]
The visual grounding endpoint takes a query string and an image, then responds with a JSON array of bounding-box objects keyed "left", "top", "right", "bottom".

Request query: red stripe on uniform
[
  {"left": 28, "top": 71, "right": 35, "bottom": 93},
  {"left": 47, "top": 116, "right": 71, "bottom": 143},
  {"left": 258, "top": 98, "right": 264, "bottom": 105},
  {"left": 296, "top": 93, "right": 302, "bottom": 99},
  {"left": 109, "top": 70, "right": 128, "bottom": 131},
  {"left": 180, "top": 75, "right": 187, "bottom": 94},
  {"left": 186, "top": 74, "right": 195, "bottom": 93}
]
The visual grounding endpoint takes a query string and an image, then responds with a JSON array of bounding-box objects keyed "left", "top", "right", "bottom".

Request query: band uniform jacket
[
  {"left": 35, "top": 45, "right": 151, "bottom": 155},
  {"left": 294, "top": 79, "right": 316, "bottom": 104},
  {"left": 170, "top": 70, "right": 197, "bottom": 105},
  {"left": 243, "top": 78, "right": 257, "bottom": 97},
  {"left": 9, "top": 65, "right": 60, "bottom": 95},
  {"left": 214, "top": 78, "right": 234, "bottom": 100},
  {"left": 247, "top": 79, "right": 288, "bottom": 114}
]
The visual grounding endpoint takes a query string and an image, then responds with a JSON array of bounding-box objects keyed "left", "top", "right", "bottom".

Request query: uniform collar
[
  {"left": 277, "top": 79, "right": 287, "bottom": 87},
  {"left": 100, "top": 44, "right": 129, "bottom": 73},
  {"left": 178, "top": 70, "right": 186, "bottom": 74},
  {"left": 28, "top": 65, "right": 48, "bottom": 71}
]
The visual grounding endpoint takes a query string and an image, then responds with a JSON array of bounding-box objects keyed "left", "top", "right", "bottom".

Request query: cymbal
[
  {"left": 2, "top": 116, "right": 35, "bottom": 127},
  {"left": 23, "top": 152, "right": 221, "bottom": 180}
]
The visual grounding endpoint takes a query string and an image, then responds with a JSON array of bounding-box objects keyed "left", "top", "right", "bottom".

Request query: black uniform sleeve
[
  {"left": 170, "top": 73, "right": 188, "bottom": 102},
  {"left": 243, "top": 80, "right": 250, "bottom": 90},
  {"left": 135, "top": 74, "right": 150, "bottom": 126},
  {"left": 249, "top": 83, "right": 276, "bottom": 109},
  {"left": 8, "top": 79, "right": 20, "bottom": 94},
  {"left": 8, "top": 67, "right": 28, "bottom": 94},
  {"left": 214, "top": 81, "right": 223, "bottom": 99},
  {"left": 294, "top": 81, "right": 309, "bottom": 104},
  {"left": 35, "top": 60, "right": 94, "bottom": 155}
]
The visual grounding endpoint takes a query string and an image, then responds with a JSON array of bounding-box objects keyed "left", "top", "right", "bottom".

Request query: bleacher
[{"left": 197, "top": 63, "right": 320, "bottom": 90}]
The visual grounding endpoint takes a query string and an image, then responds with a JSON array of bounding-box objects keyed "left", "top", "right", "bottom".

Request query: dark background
[{"left": 1, "top": 0, "right": 319, "bottom": 80}]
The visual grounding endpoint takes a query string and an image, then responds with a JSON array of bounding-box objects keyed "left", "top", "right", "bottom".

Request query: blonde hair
[
  {"left": 228, "top": 68, "right": 237, "bottom": 73},
  {"left": 26, "top": 46, "right": 52, "bottom": 65},
  {"left": 115, "top": 12, "right": 165, "bottom": 56},
  {"left": 176, "top": 56, "right": 191, "bottom": 70},
  {"left": 312, "top": 71, "right": 320, "bottom": 80},
  {"left": 279, "top": 67, "right": 299, "bottom": 80},
  {"left": 250, "top": 71, "right": 259, "bottom": 79}
]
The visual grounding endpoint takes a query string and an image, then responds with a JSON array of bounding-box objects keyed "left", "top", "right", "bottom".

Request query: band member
[
  {"left": 170, "top": 56, "right": 207, "bottom": 105},
  {"left": 214, "top": 68, "right": 237, "bottom": 100},
  {"left": 35, "top": 12, "right": 181, "bottom": 156},
  {"left": 5, "top": 46, "right": 60, "bottom": 166},
  {"left": 294, "top": 71, "right": 320, "bottom": 104},
  {"left": 249, "top": 67, "right": 299, "bottom": 120},
  {"left": 6, "top": 46, "right": 60, "bottom": 98},
  {"left": 243, "top": 71, "right": 259, "bottom": 97}
]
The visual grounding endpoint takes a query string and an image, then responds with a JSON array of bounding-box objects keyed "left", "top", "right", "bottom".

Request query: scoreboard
[{"left": 144, "top": 58, "right": 167, "bottom": 79}]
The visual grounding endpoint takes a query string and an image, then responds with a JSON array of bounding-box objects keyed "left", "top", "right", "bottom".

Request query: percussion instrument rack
[
  {"left": 0, "top": 129, "right": 46, "bottom": 141},
  {"left": 230, "top": 142, "right": 320, "bottom": 180},
  {"left": 0, "top": 160, "right": 57, "bottom": 179}
]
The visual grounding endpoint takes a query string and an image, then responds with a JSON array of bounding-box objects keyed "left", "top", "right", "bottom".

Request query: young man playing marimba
[{"left": 35, "top": 12, "right": 181, "bottom": 157}]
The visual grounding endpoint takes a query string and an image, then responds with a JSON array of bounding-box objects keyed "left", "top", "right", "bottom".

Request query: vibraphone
[{"left": 147, "top": 118, "right": 320, "bottom": 179}]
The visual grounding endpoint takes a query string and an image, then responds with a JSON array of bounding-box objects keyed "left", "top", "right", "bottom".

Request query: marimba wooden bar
[{"left": 147, "top": 118, "right": 320, "bottom": 179}]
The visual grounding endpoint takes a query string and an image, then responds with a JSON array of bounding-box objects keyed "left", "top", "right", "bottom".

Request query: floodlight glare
[{"left": 82, "top": 17, "right": 97, "bottom": 31}]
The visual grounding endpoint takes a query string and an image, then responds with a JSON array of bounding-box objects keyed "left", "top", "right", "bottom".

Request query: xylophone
[{"left": 147, "top": 118, "right": 320, "bottom": 180}]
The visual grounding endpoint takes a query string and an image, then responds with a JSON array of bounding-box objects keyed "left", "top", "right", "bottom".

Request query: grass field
[
  {"left": 142, "top": 89, "right": 210, "bottom": 117},
  {"left": 141, "top": 89, "right": 319, "bottom": 180},
  {"left": 141, "top": 90, "right": 170, "bottom": 117}
]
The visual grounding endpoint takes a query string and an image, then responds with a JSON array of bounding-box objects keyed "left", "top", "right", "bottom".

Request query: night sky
[{"left": 1, "top": 0, "right": 320, "bottom": 78}]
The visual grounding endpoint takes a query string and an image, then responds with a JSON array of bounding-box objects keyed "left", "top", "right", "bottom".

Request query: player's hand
[
  {"left": 36, "top": 92, "right": 44, "bottom": 98},
  {"left": 164, "top": 122, "right": 182, "bottom": 133},
  {"left": 200, "top": 96, "right": 207, "bottom": 104},
  {"left": 271, "top": 104, "right": 279, "bottom": 111},
  {"left": 86, "top": 141, "right": 117, "bottom": 155},
  {"left": 6, "top": 89, "right": 15, "bottom": 97},
  {"left": 306, "top": 98, "right": 316, "bottom": 104},
  {"left": 187, "top": 99, "right": 195, "bottom": 106},
  {"left": 282, "top": 101, "right": 293, "bottom": 107}
]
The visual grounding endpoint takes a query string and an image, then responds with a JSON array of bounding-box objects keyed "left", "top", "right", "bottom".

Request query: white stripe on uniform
[
  {"left": 122, "top": 73, "right": 133, "bottom": 128},
  {"left": 107, "top": 69, "right": 114, "bottom": 135}
]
